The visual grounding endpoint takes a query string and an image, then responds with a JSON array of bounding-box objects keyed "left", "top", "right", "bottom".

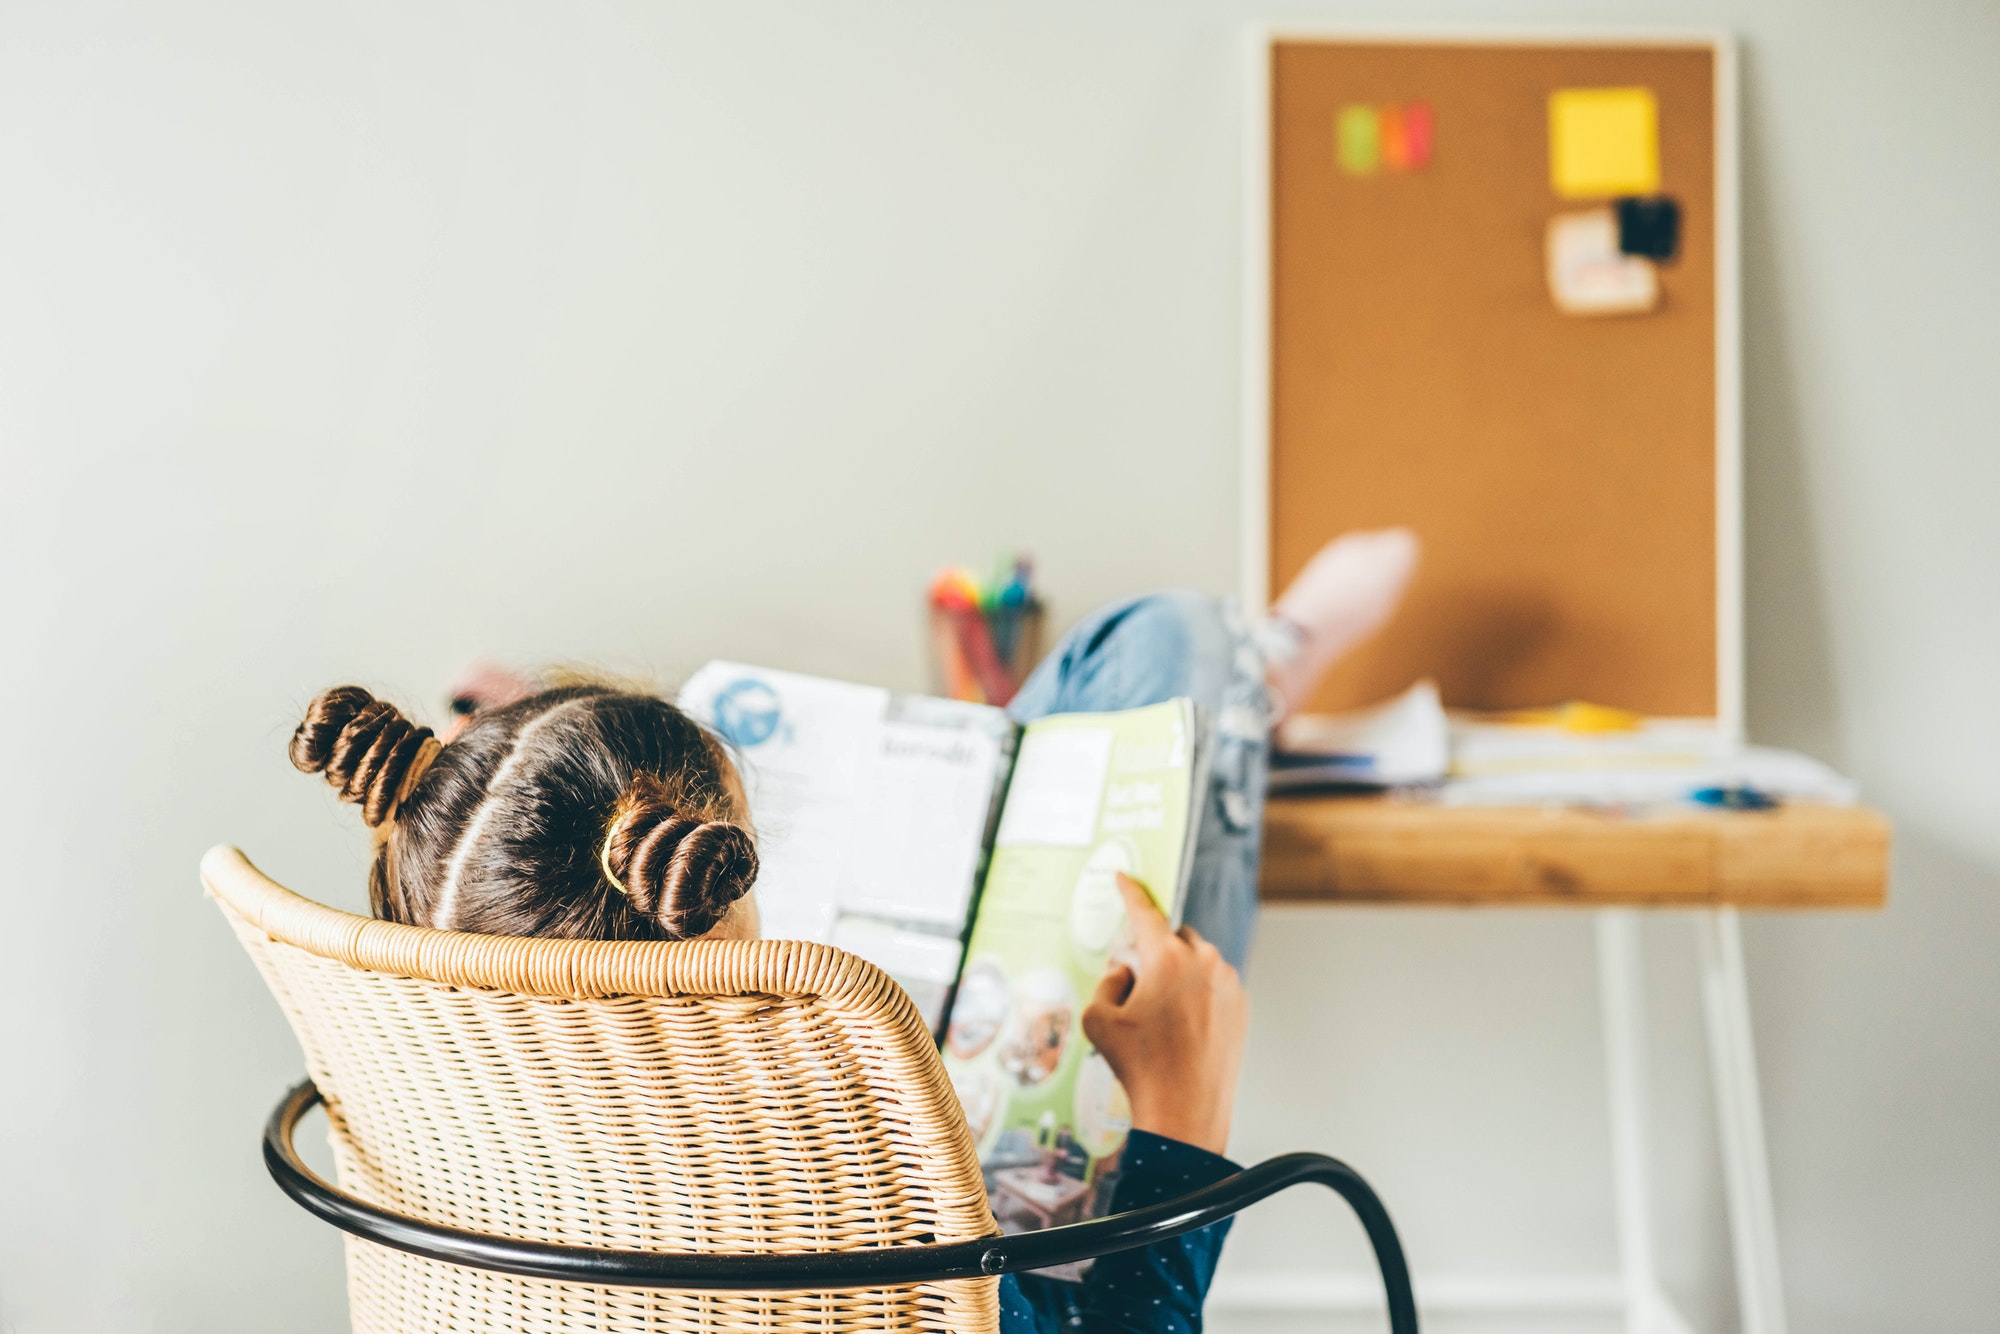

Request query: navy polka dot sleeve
[{"left": 997, "top": 1130, "right": 1240, "bottom": 1334}]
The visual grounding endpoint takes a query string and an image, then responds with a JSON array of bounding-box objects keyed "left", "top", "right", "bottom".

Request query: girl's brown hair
[{"left": 289, "top": 683, "right": 757, "bottom": 940}]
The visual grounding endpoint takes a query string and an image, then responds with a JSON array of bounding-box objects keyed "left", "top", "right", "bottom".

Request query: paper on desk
[
  {"left": 1442, "top": 717, "right": 1856, "bottom": 807},
  {"left": 1272, "top": 680, "right": 1450, "bottom": 789}
]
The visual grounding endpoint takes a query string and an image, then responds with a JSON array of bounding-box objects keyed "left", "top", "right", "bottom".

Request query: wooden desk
[
  {"left": 1261, "top": 798, "right": 1891, "bottom": 909},
  {"left": 1248, "top": 794, "right": 1889, "bottom": 1334}
]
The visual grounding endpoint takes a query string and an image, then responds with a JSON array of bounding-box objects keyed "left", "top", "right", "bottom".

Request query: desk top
[{"left": 1260, "top": 797, "right": 1889, "bottom": 909}]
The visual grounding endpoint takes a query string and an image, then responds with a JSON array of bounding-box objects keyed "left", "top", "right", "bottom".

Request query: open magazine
[
  {"left": 677, "top": 663, "right": 1209, "bottom": 1256},
  {"left": 940, "top": 704, "right": 1207, "bottom": 1252}
]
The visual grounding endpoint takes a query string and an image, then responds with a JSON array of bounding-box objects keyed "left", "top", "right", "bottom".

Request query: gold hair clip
[{"left": 599, "top": 835, "right": 627, "bottom": 894}]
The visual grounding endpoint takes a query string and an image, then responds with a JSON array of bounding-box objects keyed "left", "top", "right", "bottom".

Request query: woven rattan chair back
[{"left": 204, "top": 845, "right": 998, "bottom": 1334}]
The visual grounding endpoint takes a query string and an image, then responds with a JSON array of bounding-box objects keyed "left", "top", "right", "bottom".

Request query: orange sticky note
[{"left": 1379, "top": 106, "right": 1408, "bottom": 171}]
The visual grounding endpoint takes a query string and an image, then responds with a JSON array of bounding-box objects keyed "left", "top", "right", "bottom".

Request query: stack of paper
[
  {"left": 1443, "top": 717, "right": 1854, "bottom": 807},
  {"left": 1273, "top": 681, "right": 1856, "bottom": 808},
  {"left": 1271, "top": 681, "right": 1450, "bottom": 790}
]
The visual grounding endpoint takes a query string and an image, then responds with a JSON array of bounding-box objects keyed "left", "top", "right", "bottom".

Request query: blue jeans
[{"left": 1008, "top": 591, "right": 1271, "bottom": 971}]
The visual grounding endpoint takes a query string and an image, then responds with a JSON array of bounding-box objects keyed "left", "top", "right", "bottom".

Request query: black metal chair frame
[{"left": 267, "top": 1079, "right": 1418, "bottom": 1332}]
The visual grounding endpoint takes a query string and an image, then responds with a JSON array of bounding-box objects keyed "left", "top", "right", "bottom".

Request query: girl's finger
[
  {"left": 1114, "top": 873, "right": 1172, "bottom": 947},
  {"left": 1090, "top": 960, "right": 1137, "bottom": 1012}
]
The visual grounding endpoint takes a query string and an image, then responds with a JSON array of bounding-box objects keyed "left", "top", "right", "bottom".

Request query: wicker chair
[{"left": 207, "top": 844, "right": 1417, "bottom": 1334}]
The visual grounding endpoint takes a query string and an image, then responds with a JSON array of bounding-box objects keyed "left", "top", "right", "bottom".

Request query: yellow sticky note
[{"left": 1549, "top": 87, "right": 1659, "bottom": 198}]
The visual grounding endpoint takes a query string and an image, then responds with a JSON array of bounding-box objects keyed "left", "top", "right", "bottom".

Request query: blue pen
[
  {"left": 1691, "top": 785, "right": 1779, "bottom": 811},
  {"left": 1005, "top": 557, "right": 1032, "bottom": 607},
  {"left": 990, "top": 555, "right": 1032, "bottom": 664}
]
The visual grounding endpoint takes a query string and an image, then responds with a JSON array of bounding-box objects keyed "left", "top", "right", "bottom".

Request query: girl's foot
[
  {"left": 1265, "top": 528, "right": 1420, "bottom": 717},
  {"left": 443, "top": 661, "right": 539, "bottom": 739}
]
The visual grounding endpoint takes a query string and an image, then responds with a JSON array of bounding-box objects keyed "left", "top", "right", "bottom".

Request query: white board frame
[{"left": 1239, "top": 26, "right": 1742, "bottom": 737}]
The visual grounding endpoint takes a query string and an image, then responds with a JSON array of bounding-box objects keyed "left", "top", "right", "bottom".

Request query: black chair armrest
[{"left": 267, "top": 1079, "right": 1416, "bottom": 1332}]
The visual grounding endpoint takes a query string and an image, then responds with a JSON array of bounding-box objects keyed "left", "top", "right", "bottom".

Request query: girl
[{"left": 291, "top": 529, "right": 1417, "bottom": 1334}]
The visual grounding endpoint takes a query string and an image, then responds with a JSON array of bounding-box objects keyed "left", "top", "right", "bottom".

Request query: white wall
[{"left": 0, "top": 2, "right": 1993, "bottom": 1331}]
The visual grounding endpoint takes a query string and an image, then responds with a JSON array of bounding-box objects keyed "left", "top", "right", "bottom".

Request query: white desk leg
[
  {"left": 1697, "top": 909, "right": 1790, "bottom": 1334},
  {"left": 1596, "top": 910, "right": 1657, "bottom": 1334}
]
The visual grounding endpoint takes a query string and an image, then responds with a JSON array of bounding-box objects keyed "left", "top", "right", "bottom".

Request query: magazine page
[
  {"left": 940, "top": 698, "right": 1201, "bottom": 1254},
  {"left": 677, "top": 661, "right": 1016, "bottom": 1030}
]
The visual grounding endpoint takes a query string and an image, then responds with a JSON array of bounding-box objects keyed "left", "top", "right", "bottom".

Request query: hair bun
[
  {"left": 603, "top": 774, "right": 758, "bottom": 938},
  {"left": 290, "top": 686, "right": 439, "bottom": 828}
]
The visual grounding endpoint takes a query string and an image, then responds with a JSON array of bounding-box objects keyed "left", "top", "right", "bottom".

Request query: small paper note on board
[
  {"left": 1549, "top": 87, "right": 1659, "bottom": 198},
  {"left": 1546, "top": 208, "right": 1659, "bottom": 316}
]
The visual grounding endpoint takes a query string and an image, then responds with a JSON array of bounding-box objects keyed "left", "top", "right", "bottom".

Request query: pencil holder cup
[{"left": 928, "top": 602, "right": 1045, "bottom": 707}]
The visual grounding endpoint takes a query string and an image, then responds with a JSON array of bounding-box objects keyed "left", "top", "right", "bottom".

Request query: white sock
[{"left": 1266, "top": 528, "right": 1420, "bottom": 717}]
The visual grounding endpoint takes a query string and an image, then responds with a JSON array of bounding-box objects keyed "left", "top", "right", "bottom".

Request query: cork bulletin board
[{"left": 1243, "top": 33, "right": 1739, "bottom": 725}]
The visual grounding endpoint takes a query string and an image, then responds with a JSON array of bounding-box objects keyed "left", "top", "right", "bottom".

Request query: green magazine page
[{"left": 941, "top": 698, "right": 1204, "bottom": 1246}]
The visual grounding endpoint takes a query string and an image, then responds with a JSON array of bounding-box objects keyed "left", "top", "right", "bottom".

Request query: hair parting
[{"left": 429, "top": 695, "right": 591, "bottom": 931}]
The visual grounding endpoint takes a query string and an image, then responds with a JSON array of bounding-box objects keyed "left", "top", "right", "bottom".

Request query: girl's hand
[{"left": 1080, "top": 873, "right": 1249, "bottom": 1155}]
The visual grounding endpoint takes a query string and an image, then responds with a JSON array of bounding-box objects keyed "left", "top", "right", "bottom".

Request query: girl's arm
[
  {"left": 998, "top": 873, "right": 1252, "bottom": 1333},
  {"left": 1085, "top": 873, "right": 1249, "bottom": 1154}
]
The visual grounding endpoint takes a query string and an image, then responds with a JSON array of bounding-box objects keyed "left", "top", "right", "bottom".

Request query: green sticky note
[
  {"left": 1549, "top": 87, "right": 1659, "bottom": 198},
  {"left": 1337, "top": 104, "right": 1380, "bottom": 176}
]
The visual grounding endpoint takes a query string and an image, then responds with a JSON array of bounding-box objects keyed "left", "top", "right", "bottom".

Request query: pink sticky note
[{"left": 1401, "top": 101, "right": 1433, "bottom": 170}]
